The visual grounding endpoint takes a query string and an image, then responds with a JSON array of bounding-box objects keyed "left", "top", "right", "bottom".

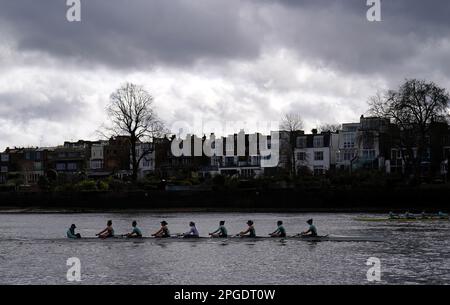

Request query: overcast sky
[{"left": 1, "top": 0, "right": 450, "bottom": 150}]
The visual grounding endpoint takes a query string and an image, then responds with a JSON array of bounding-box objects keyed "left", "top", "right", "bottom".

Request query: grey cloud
[
  {"left": 0, "top": 91, "right": 86, "bottom": 124},
  {"left": 0, "top": 0, "right": 263, "bottom": 69},
  {"left": 1, "top": 0, "right": 449, "bottom": 78},
  {"left": 261, "top": 0, "right": 450, "bottom": 79}
]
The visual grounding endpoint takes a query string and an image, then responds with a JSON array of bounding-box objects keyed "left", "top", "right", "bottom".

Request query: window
[
  {"left": 313, "top": 136, "right": 323, "bottom": 148},
  {"left": 36, "top": 152, "right": 41, "bottom": 160},
  {"left": 68, "top": 152, "right": 79, "bottom": 158},
  {"left": 34, "top": 162, "right": 42, "bottom": 171},
  {"left": 0, "top": 166, "right": 7, "bottom": 173},
  {"left": 225, "top": 157, "right": 235, "bottom": 166},
  {"left": 0, "top": 154, "right": 9, "bottom": 162},
  {"left": 90, "top": 160, "right": 103, "bottom": 169},
  {"left": 362, "top": 133, "right": 374, "bottom": 149},
  {"left": 344, "top": 151, "right": 354, "bottom": 161},
  {"left": 361, "top": 149, "right": 376, "bottom": 160},
  {"left": 314, "top": 151, "right": 324, "bottom": 161},
  {"left": 343, "top": 133, "right": 355, "bottom": 149},
  {"left": 296, "top": 137, "right": 307, "bottom": 148},
  {"left": 313, "top": 166, "right": 324, "bottom": 175},
  {"left": 211, "top": 156, "right": 221, "bottom": 166},
  {"left": 25, "top": 152, "right": 31, "bottom": 160},
  {"left": 336, "top": 151, "right": 342, "bottom": 162},
  {"left": 297, "top": 152, "right": 306, "bottom": 161},
  {"left": 142, "top": 143, "right": 153, "bottom": 151},
  {"left": 391, "top": 149, "right": 401, "bottom": 160},
  {"left": 250, "top": 156, "right": 261, "bottom": 166},
  {"left": 143, "top": 159, "right": 151, "bottom": 167},
  {"left": 56, "top": 163, "right": 66, "bottom": 171},
  {"left": 67, "top": 163, "right": 77, "bottom": 171}
]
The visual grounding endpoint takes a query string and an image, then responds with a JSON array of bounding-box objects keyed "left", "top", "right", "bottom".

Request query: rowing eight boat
[{"left": 59, "top": 235, "right": 384, "bottom": 243}]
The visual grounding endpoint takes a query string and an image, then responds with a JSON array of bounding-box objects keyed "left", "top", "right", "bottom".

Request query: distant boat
[{"left": 355, "top": 215, "right": 449, "bottom": 222}]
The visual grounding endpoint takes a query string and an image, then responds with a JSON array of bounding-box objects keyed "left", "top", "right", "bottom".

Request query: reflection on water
[{"left": 0, "top": 212, "right": 449, "bottom": 285}]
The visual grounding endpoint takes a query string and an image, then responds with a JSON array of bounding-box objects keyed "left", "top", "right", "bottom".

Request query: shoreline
[
  {"left": 0, "top": 206, "right": 434, "bottom": 214},
  {"left": 1, "top": 187, "right": 449, "bottom": 214}
]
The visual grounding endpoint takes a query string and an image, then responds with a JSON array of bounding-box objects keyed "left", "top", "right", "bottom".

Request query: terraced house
[
  {"left": 336, "top": 116, "right": 391, "bottom": 173},
  {"left": 0, "top": 147, "right": 49, "bottom": 186},
  {"left": 295, "top": 130, "right": 338, "bottom": 175}
]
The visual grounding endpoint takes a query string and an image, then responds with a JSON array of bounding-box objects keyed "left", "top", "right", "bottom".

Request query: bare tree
[
  {"left": 104, "top": 83, "right": 167, "bottom": 181},
  {"left": 368, "top": 79, "right": 450, "bottom": 176},
  {"left": 280, "top": 113, "right": 304, "bottom": 176},
  {"left": 318, "top": 123, "right": 342, "bottom": 133}
]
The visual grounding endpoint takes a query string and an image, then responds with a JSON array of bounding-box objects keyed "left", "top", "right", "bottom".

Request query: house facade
[
  {"left": 334, "top": 116, "right": 390, "bottom": 172},
  {"left": 0, "top": 151, "right": 10, "bottom": 184},
  {"left": 295, "top": 131, "right": 337, "bottom": 175},
  {"left": 134, "top": 142, "right": 156, "bottom": 179},
  {"left": 0, "top": 147, "right": 49, "bottom": 185}
]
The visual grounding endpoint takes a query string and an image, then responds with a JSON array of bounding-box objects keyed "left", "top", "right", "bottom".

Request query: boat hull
[{"left": 58, "top": 235, "right": 383, "bottom": 243}]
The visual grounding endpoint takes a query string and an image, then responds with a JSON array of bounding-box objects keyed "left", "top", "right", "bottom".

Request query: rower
[
  {"left": 152, "top": 221, "right": 170, "bottom": 238},
  {"left": 183, "top": 221, "right": 200, "bottom": 238},
  {"left": 404, "top": 211, "right": 415, "bottom": 219},
  {"left": 389, "top": 211, "right": 399, "bottom": 219},
  {"left": 96, "top": 220, "right": 114, "bottom": 239},
  {"left": 301, "top": 219, "right": 317, "bottom": 237},
  {"left": 125, "top": 220, "right": 142, "bottom": 238},
  {"left": 209, "top": 220, "right": 228, "bottom": 238},
  {"left": 67, "top": 224, "right": 81, "bottom": 239},
  {"left": 239, "top": 220, "right": 256, "bottom": 237},
  {"left": 438, "top": 211, "right": 449, "bottom": 219},
  {"left": 269, "top": 220, "right": 286, "bottom": 238}
]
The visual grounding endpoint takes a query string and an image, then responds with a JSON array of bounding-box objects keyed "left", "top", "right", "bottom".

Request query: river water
[{"left": 0, "top": 212, "right": 449, "bottom": 285}]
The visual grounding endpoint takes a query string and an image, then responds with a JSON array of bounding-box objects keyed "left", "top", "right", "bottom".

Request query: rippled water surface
[{"left": 0, "top": 213, "right": 449, "bottom": 285}]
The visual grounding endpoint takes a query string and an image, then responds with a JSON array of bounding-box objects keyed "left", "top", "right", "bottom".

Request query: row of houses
[
  {"left": 1, "top": 115, "right": 450, "bottom": 186},
  {"left": 294, "top": 116, "right": 450, "bottom": 177},
  {"left": 0, "top": 136, "right": 154, "bottom": 185}
]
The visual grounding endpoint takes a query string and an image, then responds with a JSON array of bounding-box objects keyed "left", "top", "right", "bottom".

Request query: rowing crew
[{"left": 67, "top": 219, "right": 318, "bottom": 239}]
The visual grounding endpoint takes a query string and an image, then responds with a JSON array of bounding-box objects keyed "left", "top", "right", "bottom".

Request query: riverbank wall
[{"left": 0, "top": 187, "right": 449, "bottom": 213}]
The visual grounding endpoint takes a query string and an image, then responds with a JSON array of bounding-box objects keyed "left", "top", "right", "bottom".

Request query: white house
[
  {"left": 295, "top": 131, "right": 336, "bottom": 175},
  {"left": 90, "top": 143, "right": 106, "bottom": 170},
  {"left": 134, "top": 142, "right": 155, "bottom": 178}
]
